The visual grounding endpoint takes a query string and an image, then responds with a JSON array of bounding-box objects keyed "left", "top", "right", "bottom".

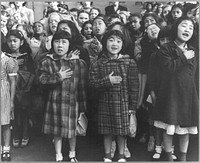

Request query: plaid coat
[
  {"left": 38, "top": 53, "right": 87, "bottom": 138},
  {"left": 89, "top": 54, "right": 139, "bottom": 135}
]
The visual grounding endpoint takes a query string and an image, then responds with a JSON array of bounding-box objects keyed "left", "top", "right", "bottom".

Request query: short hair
[
  {"left": 129, "top": 12, "right": 142, "bottom": 21},
  {"left": 101, "top": 30, "right": 125, "bottom": 54},
  {"left": 157, "top": 25, "right": 172, "bottom": 46},
  {"left": 81, "top": 20, "right": 93, "bottom": 36},
  {"left": 170, "top": 16, "right": 195, "bottom": 41},
  {"left": 51, "top": 30, "right": 71, "bottom": 53},
  {"left": 141, "top": 13, "right": 160, "bottom": 32}
]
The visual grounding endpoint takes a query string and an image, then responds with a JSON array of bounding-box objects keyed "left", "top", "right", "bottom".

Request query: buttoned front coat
[
  {"left": 38, "top": 54, "right": 87, "bottom": 138},
  {"left": 89, "top": 54, "right": 139, "bottom": 135},
  {"left": 154, "top": 41, "right": 199, "bottom": 127}
]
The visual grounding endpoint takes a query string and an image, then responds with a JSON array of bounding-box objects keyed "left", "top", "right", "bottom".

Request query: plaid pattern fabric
[
  {"left": 89, "top": 54, "right": 139, "bottom": 135},
  {"left": 39, "top": 54, "right": 87, "bottom": 138}
]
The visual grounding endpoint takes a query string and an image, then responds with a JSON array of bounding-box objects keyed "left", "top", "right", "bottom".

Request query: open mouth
[{"left": 182, "top": 33, "right": 189, "bottom": 37}]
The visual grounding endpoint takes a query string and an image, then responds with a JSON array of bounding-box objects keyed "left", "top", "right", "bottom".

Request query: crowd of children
[{"left": 1, "top": 1, "right": 199, "bottom": 162}]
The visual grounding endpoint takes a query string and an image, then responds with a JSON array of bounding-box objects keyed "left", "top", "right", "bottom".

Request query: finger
[
  {"left": 65, "top": 68, "right": 71, "bottom": 72},
  {"left": 109, "top": 71, "right": 114, "bottom": 76}
]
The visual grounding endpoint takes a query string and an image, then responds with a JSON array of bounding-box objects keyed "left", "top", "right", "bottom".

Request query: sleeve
[
  {"left": 28, "top": 9, "right": 34, "bottom": 25},
  {"left": 38, "top": 59, "right": 62, "bottom": 85},
  {"left": 78, "top": 60, "right": 88, "bottom": 113},
  {"left": 159, "top": 45, "right": 188, "bottom": 73},
  {"left": 148, "top": 53, "right": 158, "bottom": 93},
  {"left": 128, "top": 59, "right": 139, "bottom": 112},
  {"left": 7, "top": 57, "right": 19, "bottom": 76},
  {"left": 89, "top": 61, "right": 113, "bottom": 90}
]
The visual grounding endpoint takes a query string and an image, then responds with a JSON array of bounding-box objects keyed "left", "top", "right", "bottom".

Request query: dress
[
  {"left": 153, "top": 41, "right": 199, "bottom": 135},
  {"left": 1, "top": 52, "right": 18, "bottom": 125},
  {"left": 89, "top": 54, "right": 139, "bottom": 135},
  {"left": 38, "top": 54, "right": 87, "bottom": 138}
]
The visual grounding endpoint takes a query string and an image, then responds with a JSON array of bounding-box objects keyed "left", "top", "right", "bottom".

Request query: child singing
[
  {"left": 38, "top": 30, "right": 87, "bottom": 162},
  {"left": 154, "top": 16, "right": 198, "bottom": 161},
  {"left": 89, "top": 30, "right": 139, "bottom": 162}
]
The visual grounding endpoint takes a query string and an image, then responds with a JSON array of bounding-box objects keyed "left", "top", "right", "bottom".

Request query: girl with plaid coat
[
  {"left": 89, "top": 30, "right": 139, "bottom": 162},
  {"left": 38, "top": 30, "right": 87, "bottom": 162}
]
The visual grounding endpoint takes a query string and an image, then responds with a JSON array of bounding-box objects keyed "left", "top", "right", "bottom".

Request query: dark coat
[
  {"left": 105, "top": 5, "right": 128, "bottom": 17},
  {"left": 154, "top": 41, "right": 199, "bottom": 127}
]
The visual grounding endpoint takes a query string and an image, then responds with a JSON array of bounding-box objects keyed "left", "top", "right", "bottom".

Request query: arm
[
  {"left": 38, "top": 59, "right": 62, "bottom": 85},
  {"left": 159, "top": 45, "right": 189, "bottom": 73},
  {"left": 89, "top": 62, "right": 113, "bottom": 90},
  {"left": 9, "top": 75, "right": 16, "bottom": 114},
  {"left": 78, "top": 60, "right": 88, "bottom": 113},
  {"left": 128, "top": 59, "right": 139, "bottom": 112}
]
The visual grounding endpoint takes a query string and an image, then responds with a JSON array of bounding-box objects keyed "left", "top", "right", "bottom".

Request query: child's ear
[{"left": 20, "top": 40, "right": 24, "bottom": 46}]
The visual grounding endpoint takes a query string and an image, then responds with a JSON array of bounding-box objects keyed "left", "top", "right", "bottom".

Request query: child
[
  {"left": 38, "top": 30, "right": 87, "bottom": 162},
  {"left": 1, "top": 52, "right": 18, "bottom": 161},
  {"left": 2, "top": 29, "right": 35, "bottom": 148},
  {"left": 167, "top": 3, "right": 183, "bottom": 26},
  {"left": 154, "top": 16, "right": 198, "bottom": 161},
  {"left": 90, "top": 7, "right": 101, "bottom": 21},
  {"left": 77, "top": 10, "right": 90, "bottom": 30},
  {"left": 148, "top": 26, "right": 176, "bottom": 160},
  {"left": 89, "top": 30, "right": 139, "bottom": 162},
  {"left": 81, "top": 20, "right": 93, "bottom": 40},
  {"left": 30, "top": 21, "right": 46, "bottom": 60}
]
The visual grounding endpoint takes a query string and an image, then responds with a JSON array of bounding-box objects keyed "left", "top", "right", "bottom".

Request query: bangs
[{"left": 52, "top": 30, "right": 71, "bottom": 41}]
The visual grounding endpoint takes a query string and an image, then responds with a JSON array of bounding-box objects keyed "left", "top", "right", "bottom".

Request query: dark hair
[
  {"left": 69, "top": 8, "right": 80, "bottom": 13},
  {"left": 3, "top": 29, "right": 31, "bottom": 54},
  {"left": 128, "top": 12, "right": 142, "bottom": 22},
  {"left": 57, "top": 20, "right": 84, "bottom": 46},
  {"left": 183, "top": 3, "right": 198, "bottom": 16},
  {"left": 157, "top": 25, "right": 172, "bottom": 46},
  {"left": 106, "top": 21, "right": 134, "bottom": 57},
  {"left": 101, "top": 30, "right": 125, "bottom": 54},
  {"left": 170, "top": 16, "right": 195, "bottom": 41},
  {"left": 140, "top": 13, "right": 160, "bottom": 32},
  {"left": 81, "top": 20, "right": 93, "bottom": 37},
  {"left": 92, "top": 14, "right": 108, "bottom": 26},
  {"left": 50, "top": 30, "right": 71, "bottom": 53},
  {"left": 167, "top": 3, "right": 183, "bottom": 24},
  {"left": 78, "top": 10, "right": 89, "bottom": 18}
]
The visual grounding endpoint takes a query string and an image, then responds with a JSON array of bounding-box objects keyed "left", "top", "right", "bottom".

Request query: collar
[
  {"left": 46, "top": 53, "right": 71, "bottom": 61},
  {"left": 101, "top": 53, "right": 130, "bottom": 64}
]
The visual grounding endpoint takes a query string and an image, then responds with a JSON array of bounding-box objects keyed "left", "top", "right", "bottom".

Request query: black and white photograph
[{"left": 0, "top": 0, "right": 199, "bottom": 162}]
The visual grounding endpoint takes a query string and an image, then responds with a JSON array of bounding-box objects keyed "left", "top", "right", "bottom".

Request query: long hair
[{"left": 2, "top": 29, "right": 31, "bottom": 54}]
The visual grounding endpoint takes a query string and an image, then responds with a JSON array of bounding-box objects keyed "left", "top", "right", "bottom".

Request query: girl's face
[
  {"left": 78, "top": 13, "right": 89, "bottom": 27},
  {"left": 83, "top": 23, "right": 92, "bottom": 39},
  {"left": 58, "top": 23, "right": 71, "bottom": 35},
  {"left": 107, "top": 35, "right": 123, "bottom": 56},
  {"left": 163, "top": 6, "right": 172, "bottom": 18},
  {"left": 7, "top": 35, "right": 23, "bottom": 53},
  {"left": 93, "top": 19, "right": 106, "bottom": 36},
  {"left": 159, "top": 37, "right": 171, "bottom": 46},
  {"left": 172, "top": 7, "right": 182, "bottom": 20},
  {"left": 177, "top": 20, "right": 194, "bottom": 42},
  {"left": 146, "top": 24, "right": 160, "bottom": 40},
  {"left": 49, "top": 14, "right": 60, "bottom": 33},
  {"left": 53, "top": 39, "right": 69, "bottom": 57},
  {"left": 130, "top": 16, "right": 141, "bottom": 31},
  {"left": 144, "top": 16, "right": 156, "bottom": 28},
  {"left": 90, "top": 9, "right": 99, "bottom": 20},
  {"left": 16, "top": 26, "right": 27, "bottom": 39},
  {"left": 1, "top": 15, "right": 8, "bottom": 28},
  {"left": 34, "top": 22, "right": 44, "bottom": 34}
]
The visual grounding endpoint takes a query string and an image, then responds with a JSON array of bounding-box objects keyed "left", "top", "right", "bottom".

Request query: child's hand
[
  {"left": 183, "top": 50, "right": 195, "bottom": 59},
  {"left": 108, "top": 71, "right": 122, "bottom": 85},
  {"left": 59, "top": 67, "right": 73, "bottom": 80},
  {"left": 17, "top": 59, "right": 24, "bottom": 65},
  {"left": 69, "top": 50, "right": 80, "bottom": 59}
]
